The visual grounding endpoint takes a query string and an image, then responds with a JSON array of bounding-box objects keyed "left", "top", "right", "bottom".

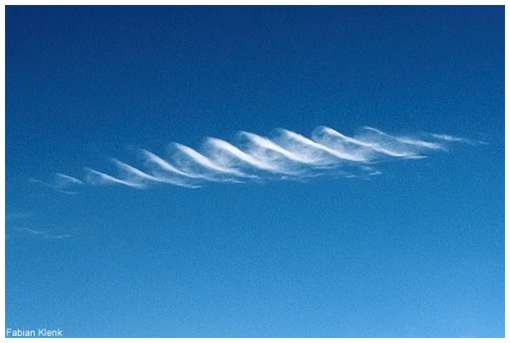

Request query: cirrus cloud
[{"left": 33, "top": 126, "right": 476, "bottom": 192}]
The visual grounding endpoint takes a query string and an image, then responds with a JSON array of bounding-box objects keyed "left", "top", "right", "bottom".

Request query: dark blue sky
[{"left": 6, "top": 6, "right": 504, "bottom": 337}]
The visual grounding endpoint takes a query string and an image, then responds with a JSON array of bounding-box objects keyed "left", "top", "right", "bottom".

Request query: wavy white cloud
[
  {"left": 29, "top": 172, "right": 84, "bottom": 194},
  {"left": 34, "top": 126, "right": 474, "bottom": 192}
]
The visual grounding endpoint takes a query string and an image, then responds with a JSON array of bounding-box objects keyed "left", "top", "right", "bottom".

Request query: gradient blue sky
[{"left": 6, "top": 6, "right": 504, "bottom": 338}]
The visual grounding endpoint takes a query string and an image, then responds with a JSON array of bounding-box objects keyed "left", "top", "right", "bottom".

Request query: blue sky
[{"left": 6, "top": 6, "right": 504, "bottom": 338}]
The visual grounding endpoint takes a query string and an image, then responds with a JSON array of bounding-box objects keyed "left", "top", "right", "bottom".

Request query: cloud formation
[
  {"left": 29, "top": 173, "right": 84, "bottom": 194},
  {"left": 36, "top": 126, "right": 474, "bottom": 191},
  {"left": 14, "top": 227, "right": 72, "bottom": 240}
]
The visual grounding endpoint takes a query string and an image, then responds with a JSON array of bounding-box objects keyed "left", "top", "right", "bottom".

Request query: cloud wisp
[
  {"left": 36, "top": 126, "right": 474, "bottom": 191},
  {"left": 6, "top": 213, "right": 74, "bottom": 241},
  {"left": 29, "top": 173, "right": 84, "bottom": 194},
  {"left": 13, "top": 227, "right": 72, "bottom": 240}
]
